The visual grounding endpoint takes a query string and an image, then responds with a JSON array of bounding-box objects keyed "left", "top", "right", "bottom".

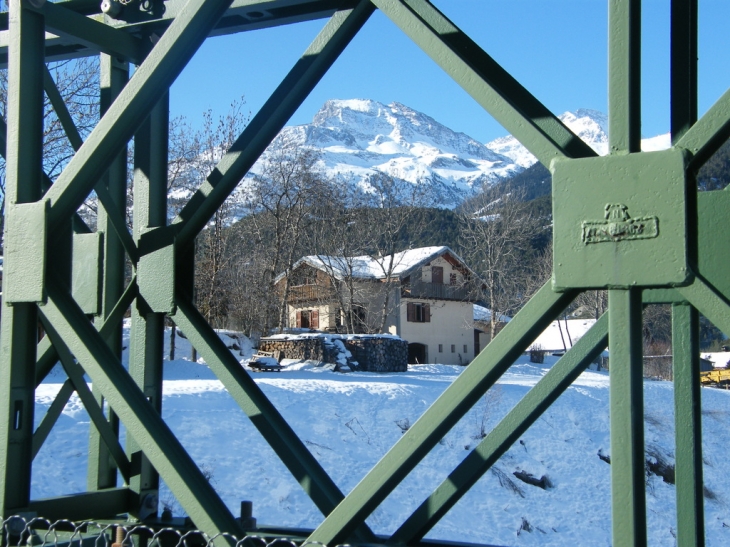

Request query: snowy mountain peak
[
  {"left": 271, "top": 99, "right": 521, "bottom": 207},
  {"left": 312, "top": 98, "right": 384, "bottom": 127},
  {"left": 485, "top": 108, "right": 671, "bottom": 169},
  {"left": 485, "top": 109, "right": 610, "bottom": 168},
  {"left": 249, "top": 101, "right": 669, "bottom": 210}
]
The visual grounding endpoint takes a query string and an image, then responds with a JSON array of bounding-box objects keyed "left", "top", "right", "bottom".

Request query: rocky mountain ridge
[{"left": 256, "top": 99, "right": 669, "bottom": 208}]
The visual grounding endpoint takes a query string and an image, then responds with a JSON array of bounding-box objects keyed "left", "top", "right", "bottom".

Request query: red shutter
[
  {"left": 296, "top": 311, "right": 302, "bottom": 328},
  {"left": 311, "top": 309, "right": 319, "bottom": 329},
  {"left": 407, "top": 302, "right": 415, "bottom": 322},
  {"left": 424, "top": 303, "right": 431, "bottom": 322}
]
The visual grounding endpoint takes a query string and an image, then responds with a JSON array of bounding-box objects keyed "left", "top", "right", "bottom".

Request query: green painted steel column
[
  {"left": 128, "top": 91, "right": 169, "bottom": 519},
  {"left": 0, "top": 0, "right": 45, "bottom": 517},
  {"left": 670, "top": 5, "right": 704, "bottom": 542},
  {"left": 672, "top": 303, "right": 705, "bottom": 547},
  {"left": 608, "top": 289, "right": 647, "bottom": 547},
  {"left": 88, "top": 54, "right": 130, "bottom": 492},
  {"left": 670, "top": 0, "right": 697, "bottom": 143},
  {"left": 608, "top": 0, "right": 641, "bottom": 154}
]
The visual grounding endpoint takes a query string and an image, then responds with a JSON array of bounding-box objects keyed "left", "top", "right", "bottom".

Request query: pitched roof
[{"left": 279, "top": 246, "right": 468, "bottom": 283}]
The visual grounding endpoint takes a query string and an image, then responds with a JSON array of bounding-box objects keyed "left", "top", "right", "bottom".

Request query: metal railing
[{"left": 401, "top": 279, "right": 471, "bottom": 301}]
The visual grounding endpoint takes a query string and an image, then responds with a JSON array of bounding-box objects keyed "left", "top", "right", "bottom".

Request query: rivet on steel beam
[{"left": 100, "top": 0, "right": 123, "bottom": 17}]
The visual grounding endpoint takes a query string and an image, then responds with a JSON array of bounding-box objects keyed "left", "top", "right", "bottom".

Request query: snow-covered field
[{"left": 32, "top": 326, "right": 730, "bottom": 547}]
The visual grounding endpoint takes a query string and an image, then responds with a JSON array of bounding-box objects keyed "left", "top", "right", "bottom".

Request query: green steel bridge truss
[{"left": 0, "top": 0, "right": 725, "bottom": 545}]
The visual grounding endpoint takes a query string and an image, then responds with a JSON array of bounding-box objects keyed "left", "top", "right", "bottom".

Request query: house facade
[{"left": 276, "top": 247, "right": 482, "bottom": 365}]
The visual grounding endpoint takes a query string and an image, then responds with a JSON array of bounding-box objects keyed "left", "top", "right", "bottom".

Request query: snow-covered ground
[{"left": 32, "top": 325, "right": 730, "bottom": 546}]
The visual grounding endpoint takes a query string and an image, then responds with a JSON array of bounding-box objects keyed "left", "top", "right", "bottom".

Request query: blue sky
[{"left": 170, "top": 1, "right": 730, "bottom": 144}]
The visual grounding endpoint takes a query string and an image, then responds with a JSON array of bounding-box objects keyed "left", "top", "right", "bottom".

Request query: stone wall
[
  {"left": 258, "top": 335, "right": 407, "bottom": 372},
  {"left": 346, "top": 337, "right": 408, "bottom": 372}
]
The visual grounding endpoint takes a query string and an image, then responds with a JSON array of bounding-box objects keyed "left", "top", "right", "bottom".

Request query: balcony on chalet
[
  {"left": 401, "top": 277, "right": 472, "bottom": 301},
  {"left": 286, "top": 284, "right": 332, "bottom": 303}
]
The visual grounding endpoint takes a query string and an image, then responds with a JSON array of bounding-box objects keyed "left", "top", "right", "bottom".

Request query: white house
[
  {"left": 529, "top": 318, "right": 597, "bottom": 354},
  {"left": 276, "top": 246, "right": 483, "bottom": 365}
]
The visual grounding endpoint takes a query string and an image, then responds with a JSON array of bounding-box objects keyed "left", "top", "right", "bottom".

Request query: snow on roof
[
  {"left": 473, "top": 305, "right": 511, "bottom": 323},
  {"left": 701, "top": 352, "right": 730, "bottom": 369},
  {"left": 291, "top": 246, "right": 456, "bottom": 281},
  {"left": 262, "top": 332, "right": 401, "bottom": 341},
  {"left": 530, "top": 319, "right": 597, "bottom": 353}
]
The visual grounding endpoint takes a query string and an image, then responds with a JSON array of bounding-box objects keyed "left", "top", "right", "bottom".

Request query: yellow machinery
[{"left": 700, "top": 368, "right": 730, "bottom": 386}]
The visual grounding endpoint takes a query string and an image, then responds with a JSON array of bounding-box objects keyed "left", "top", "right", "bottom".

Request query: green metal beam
[
  {"left": 28, "top": 488, "right": 134, "bottom": 522},
  {"left": 172, "top": 297, "right": 375, "bottom": 541},
  {"left": 43, "top": 65, "right": 84, "bottom": 151},
  {"left": 95, "top": 182, "right": 139, "bottom": 264},
  {"left": 677, "top": 88, "right": 730, "bottom": 170},
  {"left": 390, "top": 312, "right": 608, "bottom": 544},
  {"left": 43, "top": 0, "right": 235, "bottom": 233},
  {"left": 88, "top": 55, "right": 128, "bottom": 492},
  {"left": 42, "top": 64, "right": 139, "bottom": 264},
  {"left": 0, "top": 1, "right": 360, "bottom": 68},
  {"left": 172, "top": 1, "right": 375, "bottom": 249},
  {"left": 37, "top": 1, "right": 148, "bottom": 65},
  {"left": 672, "top": 303, "right": 705, "bottom": 547},
  {"left": 306, "top": 283, "right": 577, "bottom": 545},
  {"left": 35, "top": 275, "right": 138, "bottom": 388},
  {"left": 126, "top": 94, "right": 169, "bottom": 518},
  {"left": 39, "top": 317, "right": 132, "bottom": 483},
  {"left": 32, "top": 379, "right": 75, "bottom": 460},
  {"left": 0, "top": 0, "right": 45, "bottom": 517},
  {"left": 678, "top": 277, "right": 730, "bottom": 337},
  {"left": 0, "top": 117, "right": 92, "bottom": 236},
  {"left": 670, "top": 0, "right": 697, "bottom": 143},
  {"left": 608, "top": 289, "right": 646, "bottom": 547},
  {"left": 38, "top": 282, "right": 243, "bottom": 537},
  {"left": 608, "top": 0, "right": 641, "bottom": 154},
  {"left": 642, "top": 288, "right": 684, "bottom": 305},
  {"left": 372, "top": 0, "right": 595, "bottom": 168}
]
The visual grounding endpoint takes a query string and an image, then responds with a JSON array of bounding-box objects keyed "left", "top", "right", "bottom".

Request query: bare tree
[
  {"left": 304, "top": 181, "right": 378, "bottom": 333},
  {"left": 192, "top": 102, "right": 249, "bottom": 327},
  {"left": 459, "top": 186, "right": 543, "bottom": 335},
  {"left": 361, "top": 172, "right": 437, "bottom": 333},
  {"left": 0, "top": 58, "right": 100, "bottom": 235},
  {"left": 242, "top": 135, "right": 330, "bottom": 332}
]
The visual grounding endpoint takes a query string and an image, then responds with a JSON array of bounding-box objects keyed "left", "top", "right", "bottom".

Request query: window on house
[
  {"left": 432, "top": 266, "right": 443, "bottom": 284},
  {"left": 334, "top": 307, "right": 342, "bottom": 329},
  {"left": 464, "top": 344, "right": 468, "bottom": 353},
  {"left": 348, "top": 306, "right": 367, "bottom": 330},
  {"left": 292, "top": 268, "right": 317, "bottom": 286},
  {"left": 296, "top": 309, "right": 319, "bottom": 329},
  {"left": 438, "top": 344, "right": 443, "bottom": 353},
  {"left": 406, "top": 302, "right": 431, "bottom": 323},
  {"left": 450, "top": 273, "right": 457, "bottom": 286},
  {"left": 451, "top": 344, "right": 456, "bottom": 353}
]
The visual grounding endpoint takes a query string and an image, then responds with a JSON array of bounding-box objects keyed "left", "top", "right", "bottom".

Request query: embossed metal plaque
[
  {"left": 582, "top": 204, "right": 658, "bottom": 244},
  {"left": 551, "top": 149, "right": 690, "bottom": 290}
]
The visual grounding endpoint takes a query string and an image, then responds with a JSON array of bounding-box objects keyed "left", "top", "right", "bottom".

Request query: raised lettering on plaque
[{"left": 581, "top": 204, "right": 659, "bottom": 244}]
